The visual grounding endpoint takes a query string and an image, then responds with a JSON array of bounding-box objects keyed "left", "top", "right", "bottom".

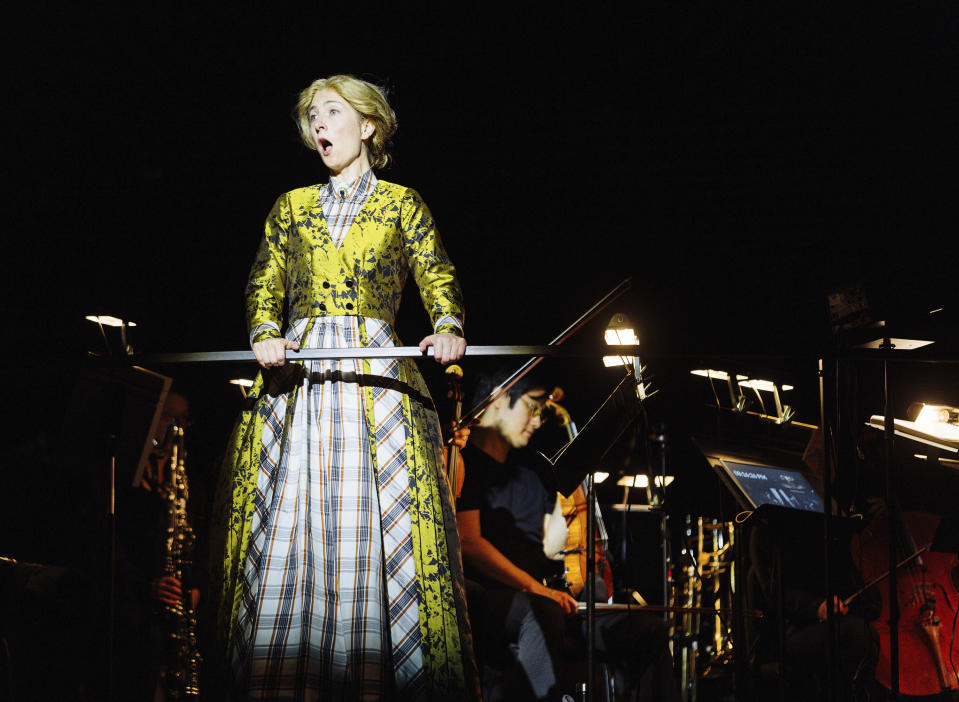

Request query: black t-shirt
[{"left": 457, "top": 444, "right": 561, "bottom": 586}]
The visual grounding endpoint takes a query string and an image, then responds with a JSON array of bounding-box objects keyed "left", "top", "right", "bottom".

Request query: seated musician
[
  {"left": 455, "top": 368, "right": 680, "bottom": 701},
  {"left": 748, "top": 429, "right": 880, "bottom": 699},
  {"left": 748, "top": 524, "right": 880, "bottom": 700}
]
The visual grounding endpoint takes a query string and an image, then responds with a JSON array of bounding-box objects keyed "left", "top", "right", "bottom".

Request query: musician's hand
[
  {"left": 529, "top": 581, "right": 579, "bottom": 615},
  {"left": 451, "top": 425, "right": 470, "bottom": 450},
  {"left": 817, "top": 596, "right": 848, "bottom": 622},
  {"left": 419, "top": 333, "right": 466, "bottom": 365},
  {"left": 151, "top": 575, "right": 183, "bottom": 607},
  {"left": 253, "top": 338, "right": 300, "bottom": 369}
]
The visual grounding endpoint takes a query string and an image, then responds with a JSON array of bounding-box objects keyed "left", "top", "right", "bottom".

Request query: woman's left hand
[{"left": 419, "top": 333, "right": 466, "bottom": 364}]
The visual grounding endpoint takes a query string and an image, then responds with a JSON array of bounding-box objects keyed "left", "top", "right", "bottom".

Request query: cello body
[
  {"left": 560, "top": 484, "right": 614, "bottom": 600},
  {"left": 852, "top": 510, "right": 959, "bottom": 696}
]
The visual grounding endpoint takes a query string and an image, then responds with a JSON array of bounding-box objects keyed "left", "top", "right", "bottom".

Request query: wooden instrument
[
  {"left": 445, "top": 364, "right": 465, "bottom": 499},
  {"left": 852, "top": 510, "right": 959, "bottom": 695},
  {"left": 548, "top": 389, "right": 614, "bottom": 599},
  {"left": 560, "top": 484, "right": 614, "bottom": 598}
]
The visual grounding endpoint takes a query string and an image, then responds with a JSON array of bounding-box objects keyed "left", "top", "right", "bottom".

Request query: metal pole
[
  {"left": 882, "top": 339, "right": 900, "bottom": 699},
  {"left": 585, "top": 470, "right": 596, "bottom": 702},
  {"left": 819, "top": 358, "right": 837, "bottom": 701}
]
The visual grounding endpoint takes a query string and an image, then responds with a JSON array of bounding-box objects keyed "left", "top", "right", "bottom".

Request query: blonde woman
[{"left": 211, "top": 75, "right": 478, "bottom": 700}]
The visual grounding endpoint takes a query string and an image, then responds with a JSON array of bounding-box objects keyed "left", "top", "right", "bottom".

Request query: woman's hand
[
  {"left": 419, "top": 333, "right": 466, "bottom": 365},
  {"left": 253, "top": 338, "right": 300, "bottom": 369}
]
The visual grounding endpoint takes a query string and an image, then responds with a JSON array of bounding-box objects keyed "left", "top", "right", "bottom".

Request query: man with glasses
[
  {"left": 456, "top": 369, "right": 575, "bottom": 701},
  {"left": 456, "top": 368, "right": 681, "bottom": 702}
]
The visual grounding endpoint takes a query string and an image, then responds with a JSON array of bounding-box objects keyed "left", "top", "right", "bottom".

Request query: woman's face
[{"left": 308, "top": 88, "right": 374, "bottom": 178}]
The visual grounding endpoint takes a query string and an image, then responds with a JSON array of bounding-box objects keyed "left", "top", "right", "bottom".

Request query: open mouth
[{"left": 318, "top": 138, "right": 332, "bottom": 156}]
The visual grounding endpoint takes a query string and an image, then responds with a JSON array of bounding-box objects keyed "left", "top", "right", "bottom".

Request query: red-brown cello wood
[{"left": 852, "top": 510, "right": 959, "bottom": 696}]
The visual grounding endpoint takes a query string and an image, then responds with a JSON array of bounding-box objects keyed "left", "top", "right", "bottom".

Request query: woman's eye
[
  {"left": 330, "top": 109, "right": 339, "bottom": 116},
  {"left": 309, "top": 114, "right": 317, "bottom": 122}
]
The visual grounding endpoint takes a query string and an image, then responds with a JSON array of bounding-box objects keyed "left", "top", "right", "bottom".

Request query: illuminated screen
[{"left": 723, "top": 460, "right": 824, "bottom": 513}]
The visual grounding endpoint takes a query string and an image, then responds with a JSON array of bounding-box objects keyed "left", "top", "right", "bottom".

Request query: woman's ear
[{"left": 360, "top": 118, "right": 375, "bottom": 140}]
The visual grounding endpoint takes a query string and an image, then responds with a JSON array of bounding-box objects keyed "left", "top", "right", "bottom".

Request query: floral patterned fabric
[{"left": 209, "top": 180, "right": 478, "bottom": 700}]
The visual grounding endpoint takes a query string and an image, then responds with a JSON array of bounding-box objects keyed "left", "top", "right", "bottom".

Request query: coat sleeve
[
  {"left": 245, "top": 193, "right": 290, "bottom": 344},
  {"left": 399, "top": 188, "right": 465, "bottom": 336}
]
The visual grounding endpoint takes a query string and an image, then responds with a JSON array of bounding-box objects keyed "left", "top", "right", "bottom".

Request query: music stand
[
  {"left": 546, "top": 371, "right": 642, "bottom": 496},
  {"left": 62, "top": 364, "right": 170, "bottom": 702},
  {"left": 539, "top": 369, "right": 643, "bottom": 701}
]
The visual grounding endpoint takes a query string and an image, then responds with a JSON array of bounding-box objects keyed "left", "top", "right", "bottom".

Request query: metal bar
[
  {"left": 575, "top": 602, "right": 764, "bottom": 619},
  {"left": 140, "top": 344, "right": 639, "bottom": 364}
]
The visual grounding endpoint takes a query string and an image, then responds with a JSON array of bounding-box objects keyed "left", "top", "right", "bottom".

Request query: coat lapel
[{"left": 336, "top": 181, "right": 383, "bottom": 267}]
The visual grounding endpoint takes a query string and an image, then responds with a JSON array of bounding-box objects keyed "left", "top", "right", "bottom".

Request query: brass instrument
[
  {"left": 159, "top": 424, "right": 201, "bottom": 700},
  {"left": 670, "top": 516, "right": 735, "bottom": 701}
]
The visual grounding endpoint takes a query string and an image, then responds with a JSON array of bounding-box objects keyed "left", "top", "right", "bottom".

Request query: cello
[
  {"left": 547, "top": 388, "right": 614, "bottom": 599},
  {"left": 852, "top": 509, "right": 959, "bottom": 695},
  {"left": 445, "top": 364, "right": 465, "bottom": 499}
]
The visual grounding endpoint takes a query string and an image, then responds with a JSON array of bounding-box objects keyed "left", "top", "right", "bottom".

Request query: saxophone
[{"left": 159, "top": 424, "right": 201, "bottom": 700}]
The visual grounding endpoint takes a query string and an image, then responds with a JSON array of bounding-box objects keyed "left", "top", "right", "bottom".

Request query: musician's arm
[{"left": 457, "top": 509, "right": 577, "bottom": 614}]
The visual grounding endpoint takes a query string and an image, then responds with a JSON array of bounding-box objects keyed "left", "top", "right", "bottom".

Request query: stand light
[
  {"left": 229, "top": 378, "right": 254, "bottom": 399},
  {"left": 690, "top": 368, "right": 796, "bottom": 423},
  {"left": 85, "top": 314, "right": 137, "bottom": 356}
]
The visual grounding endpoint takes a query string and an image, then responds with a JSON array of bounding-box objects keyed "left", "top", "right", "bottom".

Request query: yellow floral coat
[{"left": 209, "top": 179, "right": 479, "bottom": 699}]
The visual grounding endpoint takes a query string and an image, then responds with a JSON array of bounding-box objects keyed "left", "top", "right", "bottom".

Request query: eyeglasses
[{"left": 520, "top": 395, "right": 547, "bottom": 418}]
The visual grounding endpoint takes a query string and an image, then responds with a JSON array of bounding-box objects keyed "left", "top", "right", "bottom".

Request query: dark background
[
  {"left": 10, "top": 0, "right": 958, "bottom": 545},
  {"left": 9, "top": 1, "right": 958, "bottom": 552},
  {"left": 5, "top": 3, "right": 959, "bottom": 699}
]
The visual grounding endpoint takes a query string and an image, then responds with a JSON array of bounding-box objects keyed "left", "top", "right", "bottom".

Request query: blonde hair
[{"left": 295, "top": 75, "right": 397, "bottom": 169}]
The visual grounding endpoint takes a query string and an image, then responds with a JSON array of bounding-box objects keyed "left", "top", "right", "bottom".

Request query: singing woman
[{"left": 210, "top": 74, "right": 478, "bottom": 701}]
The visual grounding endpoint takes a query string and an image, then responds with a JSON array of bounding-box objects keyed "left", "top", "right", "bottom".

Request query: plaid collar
[{"left": 326, "top": 169, "right": 377, "bottom": 200}]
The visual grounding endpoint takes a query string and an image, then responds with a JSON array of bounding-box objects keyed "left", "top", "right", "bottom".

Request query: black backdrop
[{"left": 9, "top": 1, "right": 958, "bottom": 569}]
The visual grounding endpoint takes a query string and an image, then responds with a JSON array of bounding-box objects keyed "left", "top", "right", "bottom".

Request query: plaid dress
[{"left": 213, "top": 173, "right": 477, "bottom": 701}]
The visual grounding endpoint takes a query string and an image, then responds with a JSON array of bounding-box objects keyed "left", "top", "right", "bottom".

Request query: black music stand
[
  {"left": 62, "top": 364, "right": 170, "bottom": 702},
  {"left": 540, "top": 370, "right": 643, "bottom": 701},
  {"left": 547, "top": 371, "right": 642, "bottom": 497}
]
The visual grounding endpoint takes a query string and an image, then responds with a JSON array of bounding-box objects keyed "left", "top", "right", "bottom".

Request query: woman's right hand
[{"left": 252, "top": 338, "right": 300, "bottom": 369}]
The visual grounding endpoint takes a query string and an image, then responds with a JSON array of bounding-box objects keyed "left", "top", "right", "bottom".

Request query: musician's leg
[{"left": 486, "top": 587, "right": 570, "bottom": 701}]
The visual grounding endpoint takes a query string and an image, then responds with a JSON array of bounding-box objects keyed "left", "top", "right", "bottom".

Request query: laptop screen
[{"left": 721, "top": 459, "right": 824, "bottom": 513}]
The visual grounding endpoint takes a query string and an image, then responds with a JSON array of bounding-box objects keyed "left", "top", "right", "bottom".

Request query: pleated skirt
[{"left": 230, "top": 316, "right": 427, "bottom": 701}]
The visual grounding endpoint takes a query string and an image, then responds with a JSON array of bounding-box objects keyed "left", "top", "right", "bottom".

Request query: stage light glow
[
  {"left": 738, "top": 379, "right": 794, "bottom": 392},
  {"left": 594, "top": 471, "right": 610, "bottom": 484},
  {"left": 603, "top": 313, "right": 638, "bottom": 367},
  {"left": 691, "top": 369, "right": 748, "bottom": 382},
  {"left": 229, "top": 378, "right": 255, "bottom": 387},
  {"left": 616, "top": 474, "right": 675, "bottom": 488},
  {"left": 914, "top": 404, "right": 959, "bottom": 441},
  {"left": 86, "top": 315, "right": 136, "bottom": 327}
]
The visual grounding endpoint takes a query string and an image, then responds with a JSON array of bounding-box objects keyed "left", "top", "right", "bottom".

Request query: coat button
[
  {"left": 346, "top": 303, "right": 354, "bottom": 310},
  {"left": 319, "top": 303, "right": 327, "bottom": 312},
  {"left": 345, "top": 279, "right": 353, "bottom": 288},
  {"left": 322, "top": 281, "right": 330, "bottom": 289}
]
